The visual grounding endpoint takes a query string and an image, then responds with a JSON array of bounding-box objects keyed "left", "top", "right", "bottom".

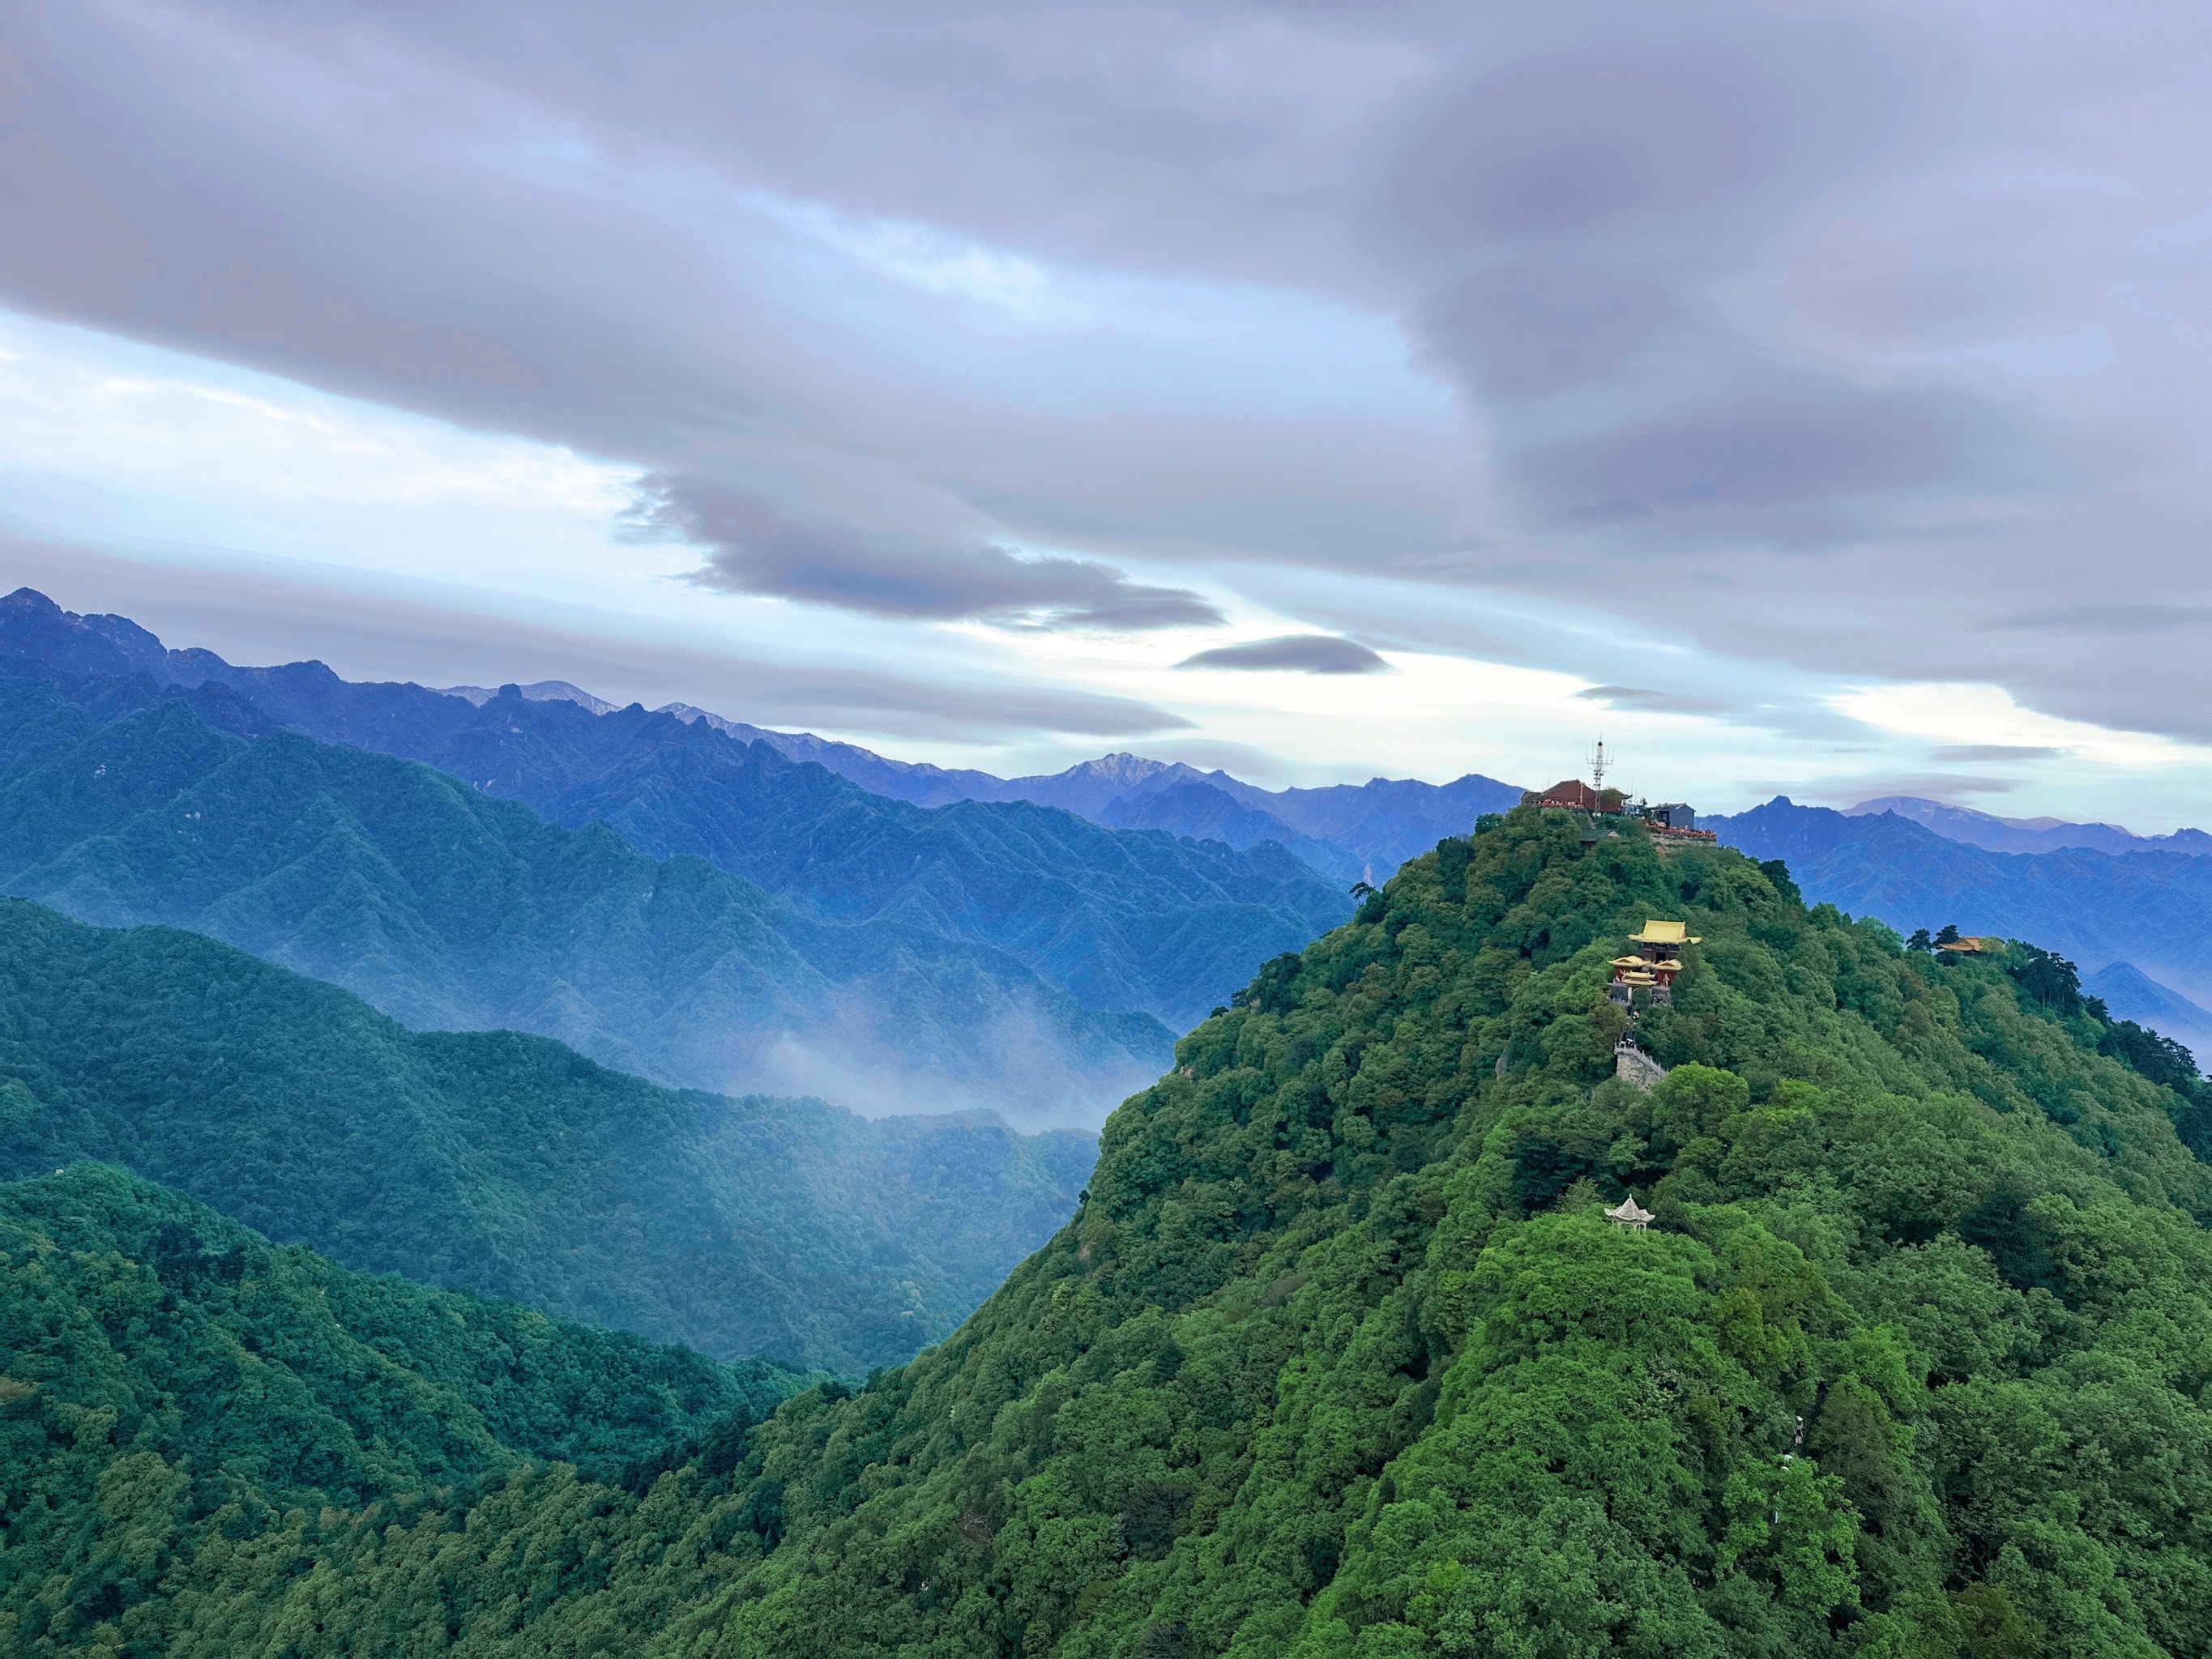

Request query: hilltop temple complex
[{"left": 1522, "top": 744, "right": 1718, "bottom": 843}]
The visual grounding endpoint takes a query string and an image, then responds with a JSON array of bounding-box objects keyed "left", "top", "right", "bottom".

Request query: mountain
[
  {"left": 2084, "top": 960, "right": 2212, "bottom": 1060},
  {"left": 1222, "top": 770, "right": 1530, "bottom": 875},
  {"left": 0, "top": 897, "right": 1095, "bottom": 1371},
  {"left": 0, "top": 671, "right": 1166, "bottom": 1121},
  {"left": 0, "top": 1162, "right": 801, "bottom": 1641},
  {"left": 438, "top": 678, "right": 617, "bottom": 714},
  {"left": 784, "top": 741, "right": 1531, "bottom": 880},
  {"left": 1097, "top": 779, "right": 1361, "bottom": 881},
  {"left": 0, "top": 588, "right": 1349, "bottom": 1038},
  {"left": 664, "top": 702, "right": 1046, "bottom": 806},
  {"left": 25, "top": 806, "right": 2212, "bottom": 1655},
  {"left": 1710, "top": 795, "right": 2212, "bottom": 1010},
  {"left": 1848, "top": 794, "right": 2212, "bottom": 856},
  {"left": 0, "top": 1163, "right": 797, "bottom": 1498},
  {"left": 499, "top": 717, "right": 1348, "bottom": 1031}
]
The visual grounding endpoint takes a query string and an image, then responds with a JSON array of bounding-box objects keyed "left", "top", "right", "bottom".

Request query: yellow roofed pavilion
[{"left": 1629, "top": 920, "right": 1701, "bottom": 946}]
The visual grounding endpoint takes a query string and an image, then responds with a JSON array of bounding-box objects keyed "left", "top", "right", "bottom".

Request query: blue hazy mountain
[
  {"left": 1847, "top": 794, "right": 2212, "bottom": 857},
  {"left": 1709, "top": 795, "right": 2212, "bottom": 1016},
  {"left": 1095, "top": 778, "right": 1360, "bottom": 880},
  {"left": 2083, "top": 960, "right": 2212, "bottom": 1059},
  {"left": 660, "top": 702, "right": 1526, "bottom": 878},
  {"left": 0, "top": 672, "right": 1167, "bottom": 1123},
  {"left": 735, "top": 741, "right": 1529, "bottom": 881},
  {"left": 0, "top": 898, "right": 1092, "bottom": 1371},
  {"left": 0, "top": 589, "right": 1351, "bottom": 1036}
]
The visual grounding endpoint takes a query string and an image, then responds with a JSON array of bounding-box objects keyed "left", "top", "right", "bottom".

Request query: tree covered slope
[
  {"left": 23, "top": 807, "right": 2212, "bottom": 1657},
  {"left": 0, "top": 672, "right": 1168, "bottom": 1122},
  {"left": 0, "top": 588, "right": 1350, "bottom": 1038},
  {"left": 0, "top": 1163, "right": 800, "bottom": 1649},
  {"left": 0, "top": 898, "right": 1095, "bottom": 1372}
]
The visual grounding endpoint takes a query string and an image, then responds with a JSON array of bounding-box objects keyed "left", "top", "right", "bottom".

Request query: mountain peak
[
  {"left": 1056, "top": 752, "right": 1185, "bottom": 783},
  {"left": 1841, "top": 793, "right": 2205, "bottom": 856},
  {"left": 440, "top": 679, "right": 616, "bottom": 714}
]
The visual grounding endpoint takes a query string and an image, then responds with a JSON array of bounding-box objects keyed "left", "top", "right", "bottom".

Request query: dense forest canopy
[
  {"left": 0, "top": 1166, "right": 800, "bottom": 1648},
  {"left": 0, "top": 898, "right": 1094, "bottom": 1372},
  {"left": 10, "top": 805, "right": 2212, "bottom": 1656}
]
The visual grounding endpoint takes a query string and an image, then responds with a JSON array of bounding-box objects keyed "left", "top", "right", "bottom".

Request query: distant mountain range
[
  {"left": 1846, "top": 794, "right": 2212, "bottom": 857},
  {"left": 0, "top": 672, "right": 1168, "bottom": 1123},
  {"left": 664, "top": 706, "right": 1524, "bottom": 882},
  {"left": 0, "top": 898, "right": 1091, "bottom": 1371},
  {"left": 1710, "top": 796, "right": 2212, "bottom": 1061},
  {"left": 0, "top": 589, "right": 1522, "bottom": 896},
  {"left": 2082, "top": 960, "right": 2212, "bottom": 1060},
  {"left": 19, "top": 584, "right": 2212, "bottom": 1090},
  {"left": 0, "top": 589, "right": 1437, "bottom": 1120}
]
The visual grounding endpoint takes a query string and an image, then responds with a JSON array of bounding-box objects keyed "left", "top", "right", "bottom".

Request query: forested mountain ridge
[
  {"left": 0, "top": 587, "right": 1352, "bottom": 1035},
  {"left": 0, "top": 1164, "right": 796, "bottom": 1497},
  {"left": 0, "top": 898, "right": 1093, "bottom": 1372},
  {"left": 0, "top": 671, "right": 1168, "bottom": 1120},
  {"left": 1710, "top": 795, "right": 2212, "bottom": 1017},
  {"left": 1095, "top": 779, "right": 1364, "bottom": 881},
  {"left": 27, "top": 806, "right": 2212, "bottom": 1656},
  {"left": 0, "top": 1164, "right": 801, "bottom": 1647}
]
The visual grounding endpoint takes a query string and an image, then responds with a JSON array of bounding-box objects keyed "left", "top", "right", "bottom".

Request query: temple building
[
  {"left": 1529, "top": 778, "right": 1628, "bottom": 812},
  {"left": 1608, "top": 919, "right": 1701, "bottom": 1007}
]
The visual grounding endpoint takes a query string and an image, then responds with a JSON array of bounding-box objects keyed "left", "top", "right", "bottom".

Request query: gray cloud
[
  {"left": 1575, "top": 684, "right": 1733, "bottom": 716},
  {"left": 1933, "top": 744, "right": 2062, "bottom": 763},
  {"left": 1989, "top": 604, "right": 2212, "bottom": 638},
  {"left": 1514, "top": 385, "right": 1965, "bottom": 532},
  {"left": 1176, "top": 634, "right": 1388, "bottom": 674},
  {"left": 1419, "top": 262, "right": 1676, "bottom": 399},
  {"left": 4, "top": 1, "right": 2212, "bottom": 753},
  {"left": 631, "top": 474, "right": 1220, "bottom": 630},
  {"left": 1374, "top": 45, "right": 1806, "bottom": 256}
]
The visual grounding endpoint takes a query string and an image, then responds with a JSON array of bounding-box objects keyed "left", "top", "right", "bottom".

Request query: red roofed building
[{"left": 1530, "top": 779, "right": 1627, "bottom": 812}]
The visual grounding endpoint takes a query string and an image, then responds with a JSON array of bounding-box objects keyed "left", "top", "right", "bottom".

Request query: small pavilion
[{"left": 1605, "top": 1194, "right": 1654, "bottom": 1230}]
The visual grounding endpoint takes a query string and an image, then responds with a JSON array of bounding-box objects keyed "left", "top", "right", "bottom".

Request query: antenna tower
[{"left": 1587, "top": 737, "right": 1611, "bottom": 792}]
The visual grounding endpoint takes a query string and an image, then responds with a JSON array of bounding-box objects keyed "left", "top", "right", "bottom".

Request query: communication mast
[{"left": 1587, "top": 738, "right": 1612, "bottom": 793}]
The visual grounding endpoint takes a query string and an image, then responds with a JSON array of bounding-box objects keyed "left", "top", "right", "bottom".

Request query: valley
[{"left": 7, "top": 803, "right": 2210, "bottom": 1653}]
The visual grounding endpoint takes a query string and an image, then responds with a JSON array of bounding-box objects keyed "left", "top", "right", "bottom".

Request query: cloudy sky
[{"left": 4, "top": 0, "right": 2210, "bottom": 822}]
